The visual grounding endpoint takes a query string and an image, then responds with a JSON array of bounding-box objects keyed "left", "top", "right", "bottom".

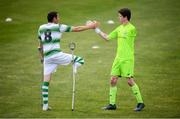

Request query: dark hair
[
  {"left": 47, "top": 11, "right": 58, "bottom": 22},
  {"left": 118, "top": 8, "right": 131, "bottom": 21}
]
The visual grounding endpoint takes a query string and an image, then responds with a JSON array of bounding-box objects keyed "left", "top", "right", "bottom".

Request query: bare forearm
[
  {"left": 72, "top": 25, "right": 92, "bottom": 32},
  {"left": 72, "top": 21, "right": 98, "bottom": 32},
  {"left": 95, "top": 28, "right": 109, "bottom": 41},
  {"left": 38, "top": 47, "right": 43, "bottom": 58},
  {"left": 38, "top": 44, "right": 44, "bottom": 63},
  {"left": 98, "top": 32, "right": 108, "bottom": 41}
]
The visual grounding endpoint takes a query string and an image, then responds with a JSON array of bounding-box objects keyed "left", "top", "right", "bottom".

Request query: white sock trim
[{"left": 42, "top": 86, "right": 48, "bottom": 89}]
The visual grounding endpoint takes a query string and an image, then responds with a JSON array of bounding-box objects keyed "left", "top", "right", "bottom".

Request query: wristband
[{"left": 95, "top": 28, "right": 101, "bottom": 34}]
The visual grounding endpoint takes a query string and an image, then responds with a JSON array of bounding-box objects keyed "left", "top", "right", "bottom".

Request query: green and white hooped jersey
[{"left": 38, "top": 23, "right": 72, "bottom": 58}]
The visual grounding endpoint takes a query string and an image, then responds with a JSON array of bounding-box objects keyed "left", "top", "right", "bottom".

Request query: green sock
[
  {"left": 109, "top": 86, "right": 117, "bottom": 105},
  {"left": 131, "top": 83, "right": 143, "bottom": 103},
  {"left": 42, "top": 82, "right": 49, "bottom": 105}
]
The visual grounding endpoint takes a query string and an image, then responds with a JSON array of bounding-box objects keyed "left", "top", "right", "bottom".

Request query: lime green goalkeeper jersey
[{"left": 107, "top": 22, "right": 137, "bottom": 60}]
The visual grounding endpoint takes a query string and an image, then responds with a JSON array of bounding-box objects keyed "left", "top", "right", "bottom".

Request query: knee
[
  {"left": 111, "top": 76, "right": 118, "bottom": 86},
  {"left": 127, "top": 78, "right": 135, "bottom": 87},
  {"left": 44, "top": 74, "right": 51, "bottom": 82}
]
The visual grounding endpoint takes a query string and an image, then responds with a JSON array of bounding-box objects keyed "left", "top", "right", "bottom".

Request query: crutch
[{"left": 69, "top": 42, "right": 76, "bottom": 111}]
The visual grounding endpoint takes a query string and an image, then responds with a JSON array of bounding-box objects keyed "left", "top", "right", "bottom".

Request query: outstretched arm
[
  {"left": 95, "top": 28, "right": 109, "bottom": 41},
  {"left": 86, "top": 20, "right": 109, "bottom": 41},
  {"left": 71, "top": 21, "right": 98, "bottom": 32}
]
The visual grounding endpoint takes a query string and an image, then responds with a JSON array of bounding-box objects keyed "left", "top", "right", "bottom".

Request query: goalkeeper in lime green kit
[{"left": 94, "top": 8, "right": 145, "bottom": 111}]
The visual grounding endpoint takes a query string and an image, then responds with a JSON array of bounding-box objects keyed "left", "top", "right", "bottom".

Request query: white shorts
[{"left": 43, "top": 52, "right": 73, "bottom": 75}]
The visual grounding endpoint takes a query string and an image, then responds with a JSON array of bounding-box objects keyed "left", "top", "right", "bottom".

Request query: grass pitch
[{"left": 0, "top": 0, "right": 180, "bottom": 118}]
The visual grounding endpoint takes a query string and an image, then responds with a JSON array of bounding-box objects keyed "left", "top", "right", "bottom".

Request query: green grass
[{"left": 0, "top": 0, "right": 180, "bottom": 118}]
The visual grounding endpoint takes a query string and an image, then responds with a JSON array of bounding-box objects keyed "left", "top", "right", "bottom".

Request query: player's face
[
  {"left": 118, "top": 13, "right": 126, "bottom": 24},
  {"left": 54, "top": 14, "right": 60, "bottom": 23}
]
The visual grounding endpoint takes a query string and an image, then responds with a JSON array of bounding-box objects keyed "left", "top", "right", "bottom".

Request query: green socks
[
  {"left": 109, "top": 86, "right": 117, "bottom": 105},
  {"left": 42, "top": 82, "right": 49, "bottom": 105},
  {"left": 131, "top": 83, "right": 143, "bottom": 103},
  {"left": 109, "top": 83, "right": 143, "bottom": 105}
]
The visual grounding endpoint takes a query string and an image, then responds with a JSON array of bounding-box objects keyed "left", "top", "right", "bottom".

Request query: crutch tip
[{"left": 72, "top": 109, "right": 74, "bottom": 111}]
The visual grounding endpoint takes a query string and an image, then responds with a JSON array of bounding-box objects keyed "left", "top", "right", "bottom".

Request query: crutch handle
[{"left": 69, "top": 42, "right": 76, "bottom": 51}]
